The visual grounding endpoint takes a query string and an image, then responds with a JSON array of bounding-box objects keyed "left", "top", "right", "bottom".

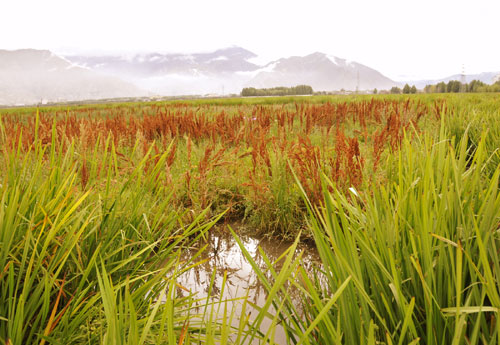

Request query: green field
[{"left": 1, "top": 93, "right": 500, "bottom": 344}]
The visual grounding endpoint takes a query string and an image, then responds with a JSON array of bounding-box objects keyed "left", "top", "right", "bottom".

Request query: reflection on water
[{"left": 175, "top": 223, "right": 321, "bottom": 344}]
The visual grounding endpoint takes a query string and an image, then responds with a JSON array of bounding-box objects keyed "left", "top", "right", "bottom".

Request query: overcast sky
[{"left": 1, "top": 0, "right": 499, "bottom": 81}]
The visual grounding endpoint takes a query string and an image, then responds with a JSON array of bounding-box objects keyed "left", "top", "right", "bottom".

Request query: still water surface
[{"left": 176, "top": 224, "right": 321, "bottom": 344}]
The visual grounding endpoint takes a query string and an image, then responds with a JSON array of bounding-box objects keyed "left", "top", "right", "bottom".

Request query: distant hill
[
  {"left": 246, "top": 52, "right": 396, "bottom": 91},
  {"left": 0, "top": 49, "right": 146, "bottom": 106}
]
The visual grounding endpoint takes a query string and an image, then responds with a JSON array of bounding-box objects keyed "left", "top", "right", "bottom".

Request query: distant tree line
[
  {"left": 423, "top": 80, "right": 500, "bottom": 93},
  {"left": 390, "top": 84, "right": 417, "bottom": 94},
  {"left": 241, "top": 85, "right": 313, "bottom": 97}
]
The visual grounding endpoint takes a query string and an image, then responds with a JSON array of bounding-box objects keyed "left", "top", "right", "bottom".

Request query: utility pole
[
  {"left": 460, "top": 64, "right": 466, "bottom": 92},
  {"left": 356, "top": 71, "right": 360, "bottom": 94}
]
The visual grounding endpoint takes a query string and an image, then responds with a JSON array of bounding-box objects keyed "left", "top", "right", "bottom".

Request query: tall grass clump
[
  {"left": 443, "top": 94, "right": 500, "bottom": 178},
  {"left": 0, "top": 118, "right": 257, "bottom": 344},
  {"left": 236, "top": 119, "right": 500, "bottom": 344},
  {"left": 295, "top": 125, "right": 500, "bottom": 344}
]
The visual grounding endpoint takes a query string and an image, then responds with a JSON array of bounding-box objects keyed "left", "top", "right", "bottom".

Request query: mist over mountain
[{"left": 0, "top": 49, "right": 146, "bottom": 106}]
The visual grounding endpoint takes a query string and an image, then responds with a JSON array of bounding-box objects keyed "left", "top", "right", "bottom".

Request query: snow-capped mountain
[
  {"left": 65, "top": 47, "right": 259, "bottom": 78},
  {"left": 0, "top": 49, "right": 146, "bottom": 106},
  {"left": 63, "top": 47, "right": 260, "bottom": 96},
  {"left": 245, "top": 52, "right": 396, "bottom": 91},
  {"left": 62, "top": 47, "right": 398, "bottom": 96}
]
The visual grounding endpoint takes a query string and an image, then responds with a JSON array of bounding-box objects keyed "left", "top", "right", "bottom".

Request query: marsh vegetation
[{"left": 1, "top": 93, "right": 500, "bottom": 344}]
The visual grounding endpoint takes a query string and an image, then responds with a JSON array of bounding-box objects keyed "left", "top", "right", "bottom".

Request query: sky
[{"left": 1, "top": 0, "right": 499, "bottom": 81}]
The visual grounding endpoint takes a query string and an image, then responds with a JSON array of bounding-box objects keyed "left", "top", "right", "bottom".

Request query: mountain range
[
  {"left": 65, "top": 48, "right": 396, "bottom": 94},
  {"left": 0, "top": 49, "right": 145, "bottom": 106},
  {"left": 0, "top": 47, "right": 499, "bottom": 106}
]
